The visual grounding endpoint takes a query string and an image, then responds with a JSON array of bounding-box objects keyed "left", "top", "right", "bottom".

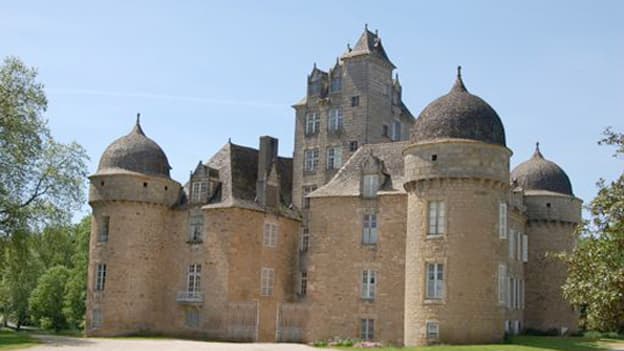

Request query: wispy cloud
[{"left": 48, "top": 88, "right": 286, "bottom": 109}]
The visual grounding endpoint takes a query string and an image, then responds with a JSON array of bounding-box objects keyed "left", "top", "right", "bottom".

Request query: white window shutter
[{"left": 522, "top": 235, "right": 529, "bottom": 262}]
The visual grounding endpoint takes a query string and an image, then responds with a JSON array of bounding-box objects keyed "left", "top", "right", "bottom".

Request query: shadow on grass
[
  {"left": 511, "top": 336, "right": 610, "bottom": 351},
  {"left": 0, "top": 329, "right": 40, "bottom": 350}
]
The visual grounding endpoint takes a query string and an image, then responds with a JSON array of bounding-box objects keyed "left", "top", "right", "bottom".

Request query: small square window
[
  {"left": 349, "top": 141, "right": 359, "bottom": 152},
  {"left": 426, "top": 321, "right": 439, "bottom": 340},
  {"left": 351, "top": 96, "right": 360, "bottom": 107}
]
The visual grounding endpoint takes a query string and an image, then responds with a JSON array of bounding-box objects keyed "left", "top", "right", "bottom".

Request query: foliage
[
  {"left": 558, "top": 128, "right": 624, "bottom": 332},
  {"left": 28, "top": 266, "right": 71, "bottom": 331},
  {"left": 0, "top": 56, "right": 88, "bottom": 237},
  {"left": 63, "top": 217, "right": 91, "bottom": 328},
  {"left": 0, "top": 329, "right": 39, "bottom": 350}
]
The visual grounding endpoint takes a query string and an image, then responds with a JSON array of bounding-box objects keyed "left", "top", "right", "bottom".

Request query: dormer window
[
  {"left": 309, "top": 80, "right": 321, "bottom": 95},
  {"left": 191, "top": 181, "right": 209, "bottom": 203},
  {"left": 391, "top": 120, "right": 402, "bottom": 141},
  {"left": 362, "top": 174, "right": 379, "bottom": 198},
  {"left": 330, "top": 77, "right": 342, "bottom": 92}
]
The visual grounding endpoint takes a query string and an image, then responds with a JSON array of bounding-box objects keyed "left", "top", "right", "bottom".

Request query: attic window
[
  {"left": 431, "top": 154, "right": 438, "bottom": 161},
  {"left": 362, "top": 174, "right": 379, "bottom": 198}
]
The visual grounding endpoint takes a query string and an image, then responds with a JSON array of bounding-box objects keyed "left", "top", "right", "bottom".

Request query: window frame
[
  {"left": 425, "top": 263, "right": 444, "bottom": 300},
  {"left": 185, "top": 309, "right": 200, "bottom": 328},
  {"left": 391, "top": 120, "right": 401, "bottom": 141},
  {"left": 362, "top": 174, "right": 379, "bottom": 198},
  {"left": 92, "top": 309, "right": 103, "bottom": 328},
  {"left": 360, "top": 318, "right": 375, "bottom": 341},
  {"left": 260, "top": 267, "right": 275, "bottom": 296},
  {"left": 427, "top": 201, "right": 446, "bottom": 237},
  {"left": 362, "top": 213, "right": 378, "bottom": 245},
  {"left": 95, "top": 263, "right": 107, "bottom": 291},
  {"left": 326, "top": 146, "right": 343, "bottom": 170},
  {"left": 304, "top": 149, "right": 319, "bottom": 172},
  {"left": 98, "top": 216, "right": 110, "bottom": 243},
  {"left": 426, "top": 321, "right": 440, "bottom": 340},
  {"left": 351, "top": 95, "right": 360, "bottom": 107},
  {"left": 327, "top": 108, "right": 344, "bottom": 132},
  {"left": 304, "top": 112, "right": 320, "bottom": 135},
  {"left": 263, "top": 222, "right": 278, "bottom": 248},
  {"left": 300, "top": 226, "right": 309, "bottom": 252},
  {"left": 330, "top": 77, "right": 342, "bottom": 93},
  {"left": 361, "top": 269, "right": 377, "bottom": 300},
  {"left": 299, "top": 271, "right": 307, "bottom": 296},
  {"left": 187, "top": 264, "right": 201, "bottom": 294},
  {"left": 499, "top": 202, "right": 508, "bottom": 239}
]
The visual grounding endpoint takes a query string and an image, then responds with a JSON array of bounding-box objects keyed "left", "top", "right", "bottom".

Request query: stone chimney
[{"left": 256, "top": 136, "right": 280, "bottom": 208}]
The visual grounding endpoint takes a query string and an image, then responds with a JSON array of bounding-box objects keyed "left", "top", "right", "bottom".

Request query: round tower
[
  {"left": 403, "top": 68, "right": 511, "bottom": 345},
  {"left": 511, "top": 144, "right": 581, "bottom": 333},
  {"left": 86, "top": 115, "right": 182, "bottom": 336}
]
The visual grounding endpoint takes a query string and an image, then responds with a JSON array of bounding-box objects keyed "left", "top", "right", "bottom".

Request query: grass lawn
[
  {"left": 0, "top": 329, "right": 39, "bottom": 350},
  {"left": 336, "top": 336, "right": 623, "bottom": 351}
]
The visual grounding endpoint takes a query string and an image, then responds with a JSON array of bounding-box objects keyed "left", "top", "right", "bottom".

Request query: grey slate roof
[
  {"left": 97, "top": 118, "right": 171, "bottom": 177},
  {"left": 203, "top": 141, "right": 297, "bottom": 217},
  {"left": 341, "top": 28, "right": 395, "bottom": 68},
  {"left": 411, "top": 68, "right": 506, "bottom": 147},
  {"left": 511, "top": 145, "right": 574, "bottom": 196},
  {"left": 310, "top": 141, "right": 409, "bottom": 197}
]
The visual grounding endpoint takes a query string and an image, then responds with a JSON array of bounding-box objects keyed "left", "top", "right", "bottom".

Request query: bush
[{"left": 28, "top": 266, "right": 70, "bottom": 331}]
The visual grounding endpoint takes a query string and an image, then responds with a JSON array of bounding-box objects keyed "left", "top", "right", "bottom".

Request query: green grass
[
  {"left": 335, "top": 336, "right": 623, "bottom": 351},
  {"left": 0, "top": 329, "right": 39, "bottom": 350}
]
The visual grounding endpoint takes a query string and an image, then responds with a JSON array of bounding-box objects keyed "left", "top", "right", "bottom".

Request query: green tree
[
  {"left": 560, "top": 128, "right": 624, "bottom": 332},
  {"left": 29, "top": 265, "right": 70, "bottom": 331},
  {"left": 63, "top": 216, "right": 91, "bottom": 328},
  {"left": 0, "top": 56, "right": 88, "bottom": 237}
]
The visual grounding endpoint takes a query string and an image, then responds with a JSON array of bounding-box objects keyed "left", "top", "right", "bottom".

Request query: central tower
[{"left": 403, "top": 69, "right": 512, "bottom": 345}]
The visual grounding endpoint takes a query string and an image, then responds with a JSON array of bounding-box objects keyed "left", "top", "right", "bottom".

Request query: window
[
  {"left": 192, "top": 182, "right": 208, "bottom": 203},
  {"left": 520, "top": 279, "right": 525, "bottom": 309},
  {"left": 326, "top": 146, "right": 343, "bottom": 170},
  {"left": 309, "top": 81, "right": 321, "bottom": 95},
  {"left": 92, "top": 309, "right": 102, "bottom": 328},
  {"left": 98, "top": 216, "right": 109, "bottom": 242},
  {"left": 516, "top": 231, "right": 522, "bottom": 260},
  {"left": 187, "top": 264, "right": 201, "bottom": 294},
  {"left": 513, "top": 320, "right": 521, "bottom": 335},
  {"left": 304, "top": 149, "right": 319, "bottom": 172},
  {"left": 328, "top": 108, "right": 343, "bottom": 131},
  {"left": 189, "top": 215, "right": 203, "bottom": 242},
  {"left": 507, "top": 276, "right": 513, "bottom": 308},
  {"left": 391, "top": 120, "right": 402, "bottom": 141},
  {"left": 360, "top": 319, "right": 375, "bottom": 340},
  {"left": 362, "top": 214, "right": 378, "bottom": 245},
  {"left": 504, "top": 320, "right": 511, "bottom": 334},
  {"left": 185, "top": 309, "right": 199, "bottom": 328},
  {"left": 330, "top": 77, "right": 342, "bottom": 92},
  {"left": 498, "top": 264, "right": 506, "bottom": 305},
  {"left": 522, "top": 235, "right": 528, "bottom": 262},
  {"left": 499, "top": 202, "right": 508, "bottom": 239},
  {"left": 426, "top": 321, "right": 440, "bottom": 340},
  {"left": 300, "top": 226, "right": 309, "bottom": 252},
  {"left": 361, "top": 270, "right": 376, "bottom": 299},
  {"left": 382, "top": 124, "right": 389, "bottom": 137},
  {"left": 299, "top": 271, "right": 307, "bottom": 296},
  {"left": 428, "top": 201, "right": 446, "bottom": 236},
  {"left": 95, "top": 264, "right": 107, "bottom": 291},
  {"left": 302, "top": 185, "right": 317, "bottom": 209},
  {"left": 351, "top": 95, "right": 360, "bottom": 107},
  {"left": 508, "top": 229, "right": 515, "bottom": 259},
  {"left": 362, "top": 174, "right": 379, "bottom": 197},
  {"left": 305, "top": 113, "right": 320, "bottom": 135},
  {"left": 426, "top": 263, "right": 444, "bottom": 299},
  {"left": 261, "top": 267, "right": 274, "bottom": 296},
  {"left": 263, "top": 222, "right": 278, "bottom": 248},
  {"left": 511, "top": 277, "right": 517, "bottom": 309},
  {"left": 349, "top": 140, "right": 359, "bottom": 152}
]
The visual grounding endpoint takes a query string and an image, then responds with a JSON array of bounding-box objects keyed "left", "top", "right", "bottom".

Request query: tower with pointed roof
[{"left": 292, "top": 25, "right": 415, "bottom": 212}]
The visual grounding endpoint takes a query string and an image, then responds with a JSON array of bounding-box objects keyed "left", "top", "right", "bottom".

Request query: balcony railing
[{"left": 176, "top": 291, "right": 204, "bottom": 304}]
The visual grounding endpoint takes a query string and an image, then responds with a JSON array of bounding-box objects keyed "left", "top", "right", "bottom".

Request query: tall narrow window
[
  {"left": 191, "top": 182, "right": 209, "bottom": 203},
  {"left": 351, "top": 96, "right": 360, "bottom": 107},
  {"left": 261, "top": 267, "right": 275, "bottom": 296},
  {"left": 426, "top": 321, "right": 440, "bottom": 340},
  {"left": 428, "top": 201, "right": 446, "bottom": 236},
  {"left": 391, "top": 120, "right": 402, "bottom": 141},
  {"left": 522, "top": 234, "right": 529, "bottom": 263},
  {"left": 185, "top": 309, "right": 199, "bottom": 328},
  {"left": 299, "top": 271, "right": 307, "bottom": 296},
  {"left": 508, "top": 229, "right": 515, "bottom": 259},
  {"left": 326, "top": 146, "right": 343, "bottom": 170},
  {"left": 98, "top": 216, "right": 110, "bottom": 242},
  {"left": 498, "top": 264, "right": 506, "bottom": 304},
  {"left": 263, "top": 222, "right": 278, "bottom": 247},
  {"left": 426, "top": 263, "right": 444, "bottom": 299},
  {"left": 362, "top": 214, "right": 378, "bottom": 245},
  {"left": 92, "top": 309, "right": 103, "bottom": 328},
  {"left": 95, "top": 264, "right": 107, "bottom": 291},
  {"left": 516, "top": 231, "right": 522, "bottom": 260},
  {"left": 304, "top": 112, "right": 320, "bottom": 135},
  {"left": 330, "top": 77, "right": 342, "bottom": 92},
  {"left": 302, "top": 185, "right": 317, "bottom": 209},
  {"left": 187, "top": 264, "right": 201, "bottom": 295},
  {"left": 304, "top": 149, "right": 319, "bottom": 172},
  {"left": 189, "top": 215, "right": 203, "bottom": 242},
  {"left": 499, "top": 202, "right": 508, "bottom": 239},
  {"left": 300, "top": 226, "right": 309, "bottom": 252},
  {"left": 328, "top": 108, "right": 343, "bottom": 131},
  {"left": 361, "top": 270, "right": 376, "bottom": 299},
  {"left": 360, "top": 319, "right": 375, "bottom": 340},
  {"left": 362, "top": 174, "right": 379, "bottom": 198}
]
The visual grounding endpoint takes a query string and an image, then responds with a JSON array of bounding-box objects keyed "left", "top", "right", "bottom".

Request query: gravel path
[{"left": 29, "top": 335, "right": 327, "bottom": 351}]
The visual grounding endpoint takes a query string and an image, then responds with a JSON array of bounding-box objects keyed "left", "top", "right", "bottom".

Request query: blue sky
[{"left": 2, "top": 1, "right": 623, "bottom": 217}]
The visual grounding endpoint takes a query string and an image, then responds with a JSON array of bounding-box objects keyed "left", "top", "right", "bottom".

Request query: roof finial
[
  {"left": 451, "top": 65, "right": 467, "bottom": 93},
  {"left": 313, "top": 62, "right": 317, "bottom": 70},
  {"left": 132, "top": 112, "right": 145, "bottom": 135},
  {"left": 533, "top": 141, "right": 544, "bottom": 158},
  {"left": 136, "top": 112, "right": 141, "bottom": 125},
  {"left": 375, "top": 29, "right": 378, "bottom": 36},
  {"left": 347, "top": 43, "right": 351, "bottom": 52},
  {"left": 365, "top": 23, "right": 368, "bottom": 31},
  {"left": 457, "top": 65, "right": 462, "bottom": 79}
]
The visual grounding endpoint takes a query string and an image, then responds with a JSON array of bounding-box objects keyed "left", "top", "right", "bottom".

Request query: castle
[{"left": 86, "top": 27, "right": 582, "bottom": 346}]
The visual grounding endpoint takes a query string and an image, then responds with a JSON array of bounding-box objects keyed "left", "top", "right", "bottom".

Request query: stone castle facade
[{"left": 86, "top": 27, "right": 582, "bottom": 346}]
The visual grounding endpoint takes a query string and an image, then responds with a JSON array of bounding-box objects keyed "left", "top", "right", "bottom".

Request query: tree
[
  {"left": 29, "top": 265, "right": 70, "bottom": 331},
  {"left": 0, "top": 56, "right": 88, "bottom": 237},
  {"left": 560, "top": 128, "right": 624, "bottom": 332},
  {"left": 63, "top": 216, "right": 91, "bottom": 328}
]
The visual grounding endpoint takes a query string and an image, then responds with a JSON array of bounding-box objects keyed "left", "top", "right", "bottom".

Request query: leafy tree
[
  {"left": 0, "top": 56, "right": 88, "bottom": 237},
  {"left": 560, "top": 128, "right": 624, "bottom": 332},
  {"left": 63, "top": 216, "right": 91, "bottom": 328},
  {"left": 29, "top": 265, "right": 70, "bottom": 331},
  {"left": 0, "top": 227, "right": 42, "bottom": 329},
  {"left": 32, "top": 224, "right": 74, "bottom": 269}
]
